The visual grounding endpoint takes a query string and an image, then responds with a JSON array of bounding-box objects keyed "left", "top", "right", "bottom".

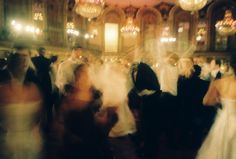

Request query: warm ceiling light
[
  {"left": 178, "top": 0, "right": 208, "bottom": 12},
  {"left": 34, "top": 13, "right": 43, "bottom": 21},
  {"left": 160, "top": 26, "right": 176, "bottom": 43},
  {"left": 67, "top": 22, "right": 75, "bottom": 29},
  {"left": 120, "top": 17, "right": 140, "bottom": 36},
  {"left": 75, "top": 0, "right": 105, "bottom": 19},
  {"left": 215, "top": 10, "right": 236, "bottom": 36},
  {"left": 11, "top": 20, "right": 41, "bottom": 34}
]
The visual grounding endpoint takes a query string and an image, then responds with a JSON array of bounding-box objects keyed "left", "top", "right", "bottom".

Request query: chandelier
[
  {"left": 33, "top": 3, "right": 44, "bottom": 21},
  {"left": 121, "top": 17, "right": 140, "bottom": 36},
  {"left": 75, "top": 0, "right": 105, "bottom": 19},
  {"left": 215, "top": 10, "right": 236, "bottom": 36},
  {"left": 160, "top": 26, "right": 176, "bottom": 43},
  {"left": 178, "top": 0, "right": 208, "bottom": 12}
]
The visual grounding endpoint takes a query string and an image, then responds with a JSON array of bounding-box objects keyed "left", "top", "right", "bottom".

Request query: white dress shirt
[{"left": 56, "top": 57, "right": 80, "bottom": 93}]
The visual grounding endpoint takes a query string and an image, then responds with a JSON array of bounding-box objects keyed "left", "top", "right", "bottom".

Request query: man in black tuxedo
[
  {"left": 0, "top": 58, "right": 11, "bottom": 84},
  {"left": 32, "top": 47, "right": 53, "bottom": 132},
  {"left": 178, "top": 65, "right": 216, "bottom": 149}
]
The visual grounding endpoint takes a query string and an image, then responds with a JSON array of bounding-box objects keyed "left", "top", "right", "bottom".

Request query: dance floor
[
  {"left": 157, "top": 149, "right": 196, "bottom": 159},
  {"left": 110, "top": 136, "right": 197, "bottom": 159}
]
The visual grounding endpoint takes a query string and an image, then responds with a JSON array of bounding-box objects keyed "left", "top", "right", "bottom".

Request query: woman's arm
[{"left": 203, "top": 81, "right": 220, "bottom": 106}]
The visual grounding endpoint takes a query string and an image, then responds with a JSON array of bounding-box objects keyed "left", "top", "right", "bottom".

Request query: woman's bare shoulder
[
  {"left": 219, "top": 75, "right": 235, "bottom": 83},
  {"left": 215, "top": 76, "right": 236, "bottom": 91},
  {"left": 214, "top": 76, "right": 233, "bottom": 84}
]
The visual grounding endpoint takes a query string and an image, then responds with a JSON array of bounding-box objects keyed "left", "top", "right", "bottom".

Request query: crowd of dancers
[{"left": 0, "top": 43, "right": 235, "bottom": 159}]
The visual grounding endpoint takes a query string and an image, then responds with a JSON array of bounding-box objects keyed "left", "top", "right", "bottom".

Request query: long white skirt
[{"left": 196, "top": 106, "right": 236, "bottom": 159}]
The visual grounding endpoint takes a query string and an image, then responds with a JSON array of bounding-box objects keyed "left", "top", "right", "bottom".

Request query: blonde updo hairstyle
[{"left": 178, "top": 58, "right": 194, "bottom": 78}]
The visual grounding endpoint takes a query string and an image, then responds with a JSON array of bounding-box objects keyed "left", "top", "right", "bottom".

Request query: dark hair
[
  {"left": 0, "top": 58, "right": 7, "bottom": 69},
  {"left": 13, "top": 43, "right": 30, "bottom": 51},
  {"left": 230, "top": 54, "right": 236, "bottom": 75},
  {"left": 215, "top": 58, "right": 221, "bottom": 66},
  {"left": 133, "top": 62, "right": 160, "bottom": 92},
  {"left": 71, "top": 44, "right": 82, "bottom": 50},
  {"left": 50, "top": 55, "right": 58, "bottom": 63},
  {"left": 7, "top": 53, "right": 23, "bottom": 73},
  {"left": 37, "top": 47, "right": 46, "bottom": 53},
  {"left": 193, "top": 65, "right": 202, "bottom": 77},
  {"left": 64, "top": 84, "right": 75, "bottom": 94}
]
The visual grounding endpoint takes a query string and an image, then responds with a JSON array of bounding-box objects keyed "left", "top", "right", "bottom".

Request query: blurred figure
[
  {"left": 177, "top": 58, "right": 194, "bottom": 148},
  {"left": 128, "top": 62, "right": 161, "bottom": 159},
  {"left": 50, "top": 64, "right": 117, "bottom": 159},
  {"left": 0, "top": 58, "right": 11, "bottom": 84},
  {"left": 49, "top": 55, "right": 60, "bottom": 113},
  {"left": 56, "top": 45, "right": 83, "bottom": 94},
  {"left": 32, "top": 47, "right": 54, "bottom": 130},
  {"left": 198, "top": 56, "right": 211, "bottom": 81},
  {"left": 178, "top": 58, "right": 194, "bottom": 79},
  {"left": 178, "top": 63, "right": 216, "bottom": 149},
  {"left": 197, "top": 55, "right": 236, "bottom": 159},
  {"left": 220, "top": 62, "right": 234, "bottom": 78},
  {"left": 159, "top": 52, "right": 179, "bottom": 96},
  {"left": 158, "top": 52, "right": 179, "bottom": 149},
  {"left": 0, "top": 45, "right": 42, "bottom": 159},
  {"left": 49, "top": 55, "right": 59, "bottom": 91},
  {"left": 210, "top": 58, "right": 222, "bottom": 80},
  {"left": 91, "top": 62, "right": 137, "bottom": 159}
]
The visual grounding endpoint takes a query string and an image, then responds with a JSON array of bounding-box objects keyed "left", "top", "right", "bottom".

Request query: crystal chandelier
[
  {"left": 121, "top": 17, "right": 140, "bottom": 36},
  {"left": 33, "top": 3, "right": 44, "bottom": 21},
  {"left": 215, "top": 10, "right": 236, "bottom": 36},
  {"left": 75, "top": 0, "right": 105, "bottom": 19},
  {"left": 160, "top": 26, "right": 176, "bottom": 43},
  {"left": 178, "top": 0, "right": 208, "bottom": 12}
]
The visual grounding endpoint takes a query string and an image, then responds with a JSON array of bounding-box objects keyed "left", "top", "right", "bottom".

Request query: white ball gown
[
  {"left": 196, "top": 98, "right": 236, "bottom": 159},
  {"left": 0, "top": 101, "right": 42, "bottom": 159}
]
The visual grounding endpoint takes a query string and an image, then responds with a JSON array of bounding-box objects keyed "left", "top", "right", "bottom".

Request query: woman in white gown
[
  {"left": 196, "top": 55, "right": 236, "bottom": 159},
  {"left": 0, "top": 47, "right": 42, "bottom": 159}
]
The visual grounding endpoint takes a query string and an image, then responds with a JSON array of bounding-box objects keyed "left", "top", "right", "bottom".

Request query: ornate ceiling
[{"left": 105, "top": 0, "right": 177, "bottom": 8}]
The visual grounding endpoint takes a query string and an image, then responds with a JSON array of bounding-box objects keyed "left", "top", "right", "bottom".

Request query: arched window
[
  {"left": 137, "top": 8, "right": 162, "bottom": 54},
  {"left": 103, "top": 8, "right": 125, "bottom": 54},
  {"left": 172, "top": 7, "right": 195, "bottom": 53}
]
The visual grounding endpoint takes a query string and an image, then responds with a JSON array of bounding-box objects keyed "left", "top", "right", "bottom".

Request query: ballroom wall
[
  {"left": 0, "top": 0, "right": 235, "bottom": 58},
  {"left": 81, "top": 0, "right": 236, "bottom": 58}
]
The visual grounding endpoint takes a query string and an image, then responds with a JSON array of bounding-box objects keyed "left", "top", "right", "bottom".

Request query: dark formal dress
[
  {"left": 128, "top": 62, "right": 161, "bottom": 158},
  {"left": 32, "top": 55, "right": 53, "bottom": 128}
]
